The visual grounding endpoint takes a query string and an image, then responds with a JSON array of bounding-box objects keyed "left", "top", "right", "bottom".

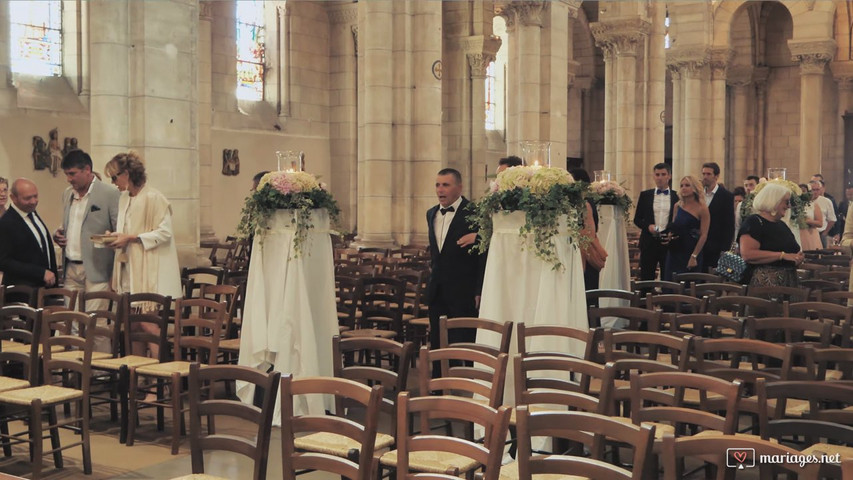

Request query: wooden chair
[
  {"left": 785, "top": 301, "right": 853, "bottom": 346},
  {"left": 281, "top": 375, "right": 382, "bottom": 480},
  {"left": 438, "top": 316, "right": 512, "bottom": 357},
  {"left": 419, "top": 346, "right": 509, "bottom": 410},
  {"left": 588, "top": 306, "right": 662, "bottom": 331},
  {"left": 689, "top": 282, "right": 746, "bottom": 299},
  {"left": 660, "top": 433, "right": 823, "bottom": 479},
  {"left": 36, "top": 287, "right": 77, "bottom": 313},
  {"left": 707, "top": 295, "right": 781, "bottom": 318},
  {"left": 127, "top": 298, "right": 226, "bottom": 454},
  {"left": 631, "top": 280, "right": 684, "bottom": 295},
  {"left": 585, "top": 289, "right": 641, "bottom": 308},
  {"left": 514, "top": 354, "right": 613, "bottom": 416},
  {"left": 747, "top": 284, "right": 811, "bottom": 303},
  {"left": 516, "top": 323, "right": 597, "bottom": 361},
  {"left": 812, "top": 255, "right": 852, "bottom": 267},
  {"left": 603, "top": 330, "right": 693, "bottom": 370},
  {"left": 2, "top": 285, "right": 37, "bottom": 307},
  {"left": 331, "top": 335, "right": 415, "bottom": 455},
  {"left": 801, "top": 278, "right": 843, "bottom": 296},
  {"left": 813, "top": 347, "right": 853, "bottom": 381},
  {"left": 820, "top": 290, "right": 853, "bottom": 306},
  {"left": 344, "top": 276, "right": 406, "bottom": 340},
  {"left": 173, "top": 364, "right": 280, "bottom": 480},
  {"left": 335, "top": 275, "right": 363, "bottom": 333},
  {"left": 673, "top": 272, "right": 721, "bottom": 285},
  {"left": 199, "top": 284, "right": 241, "bottom": 365},
  {"left": 384, "top": 393, "right": 511, "bottom": 480},
  {"left": 645, "top": 294, "right": 707, "bottom": 330},
  {"left": 181, "top": 266, "right": 225, "bottom": 298},
  {"left": 670, "top": 313, "right": 744, "bottom": 339},
  {"left": 512, "top": 409, "right": 654, "bottom": 480},
  {"left": 0, "top": 311, "right": 96, "bottom": 479}
]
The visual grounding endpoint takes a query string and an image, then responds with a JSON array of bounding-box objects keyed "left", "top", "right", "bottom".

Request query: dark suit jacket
[
  {"left": 703, "top": 185, "right": 735, "bottom": 256},
  {"left": 633, "top": 188, "right": 679, "bottom": 250},
  {"left": 426, "top": 197, "right": 485, "bottom": 311},
  {"left": 0, "top": 208, "right": 57, "bottom": 287}
]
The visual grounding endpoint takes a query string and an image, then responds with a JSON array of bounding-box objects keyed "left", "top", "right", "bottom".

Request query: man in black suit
[
  {"left": 0, "top": 178, "right": 57, "bottom": 294},
  {"left": 426, "top": 168, "right": 485, "bottom": 363},
  {"left": 633, "top": 162, "right": 679, "bottom": 280},
  {"left": 700, "top": 162, "right": 735, "bottom": 271}
]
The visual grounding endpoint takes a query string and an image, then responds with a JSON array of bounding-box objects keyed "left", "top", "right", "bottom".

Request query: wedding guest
[
  {"left": 738, "top": 182, "right": 803, "bottom": 288},
  {"left": 700, "top": 162, "right": 735, "bottom": 272},
  {"left": 251, "top": 171, "right": 270, "bottom": 192},
  {"left": 809, "top": 179, "right": 836, "bottom": 247},
  {"left": 837, "top": 185, "right": 853, "bottom": 238},
  {"left": 0, "top": 177, "right": 7, "bottom": 217},
  {"left": 664, "top": 176, "right": 709, "bottom": 281},
  {"left": 733, "top": 186, "right": 746, "bottom": 205},
  {"left": 105, "top": 152, "right": 182, "bottom": 359},
  {"left": 570, "top": 168, "right": 607, "bottom": 291},
  {"left": 799, "top": 183, "right": 823, "bottom": 252},
  {"left": 743, "top": 175, "right": 759, "bottom": 195},
  {"left": 633, "top": 162, "right": 678, "bottom": 280},
  {"left": 496, "top": 155, "right": 522, "bottom": 174}
]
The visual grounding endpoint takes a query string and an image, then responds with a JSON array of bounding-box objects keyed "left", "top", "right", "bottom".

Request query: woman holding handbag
[
  {"left": 664, "top": 176, "right": 709, "bottom": 280},
  {"left": 738, "top": 182, "right": 804, "bottom": 287}
]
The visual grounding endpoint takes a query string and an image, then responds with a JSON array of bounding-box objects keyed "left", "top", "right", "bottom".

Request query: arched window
[
  {"left": 236, "top": 0, "right": 266, "bottom": 101},
  {"left": 486, "top": 15, "right": 507, "bottom": 132},
  {"left": 665, "top": 9, "right": 671, "bottom": 49},
  {"left": 9, "top": 1, "right": 62, "bottom": 76}
]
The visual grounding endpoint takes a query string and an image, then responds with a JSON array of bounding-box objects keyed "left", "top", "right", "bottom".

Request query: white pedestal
[{"left": 237, "top": 209, "right": 337, "bottom": 425}]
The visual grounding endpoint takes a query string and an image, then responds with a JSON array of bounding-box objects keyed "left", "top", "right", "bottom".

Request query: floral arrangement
[
  {"left": 589, "top": 180, "right": 633, "bottom": 220},
  {"left": 739, "top": 179, "right": 811, "bottom": 229},
  {"left": 237, "top": 170, "right": 340, "bottom": 257},
  {"left": 473, "top": 165, "right": 588, "bottom": 270}
]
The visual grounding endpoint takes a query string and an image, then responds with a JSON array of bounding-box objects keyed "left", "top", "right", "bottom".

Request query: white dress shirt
[
  {"left": 653, "top": 189, "right": 671, "bottom": 232},
  {"left": 433, "top": 196, "right": 463, "bottom": 253},
  {"left": 65, "top": 179, "right": 96, "bottom": 261},
  {"left": 704, "top": 184, "right": 719, "bottom": 205},
  {"left": 815, "top": 195, "right": 836, "bottom": 233}
]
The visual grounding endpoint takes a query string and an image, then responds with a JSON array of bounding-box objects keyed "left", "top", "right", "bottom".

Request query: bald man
[{"left": 0, "top": 178, "right": 57, "bottom": 293}]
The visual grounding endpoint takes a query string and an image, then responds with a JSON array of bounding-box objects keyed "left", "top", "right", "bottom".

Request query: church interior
[{"left": 1, "top": 0, "right": 853, "bottom": 478}]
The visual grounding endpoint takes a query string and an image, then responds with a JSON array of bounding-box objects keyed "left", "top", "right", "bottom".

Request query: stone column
[
  {"left": 591, "top": 17, "right": 651, "bottom": 191},
  {"left": 789, "top": 40, "right": 835, "bottom": 180},
  {"left": 666, "top": 47, "right": 708, "bottom": 181},
  {"left": 710, "top": 49, "right": 732, "bottom": 182},
  {"left": 327, "top": 4, "right": 358, "bottom": 231},
  {"left": 726, "top": 65, "right": 753, "bottom": 184},
  {"left": 198, "top": 3, "right": 215, "bottom": 244},
  {"left": 466, "top": 40, "right": 499, "bottom": 196},
  {"left": 513, "top": 2, "right": 544, "bottom": 149},
  {"left": 753, "top": 67, "right": 769, "bottom": 177},
  {"left": 89, "top": 1, "right": 130, "bottom": 172}
]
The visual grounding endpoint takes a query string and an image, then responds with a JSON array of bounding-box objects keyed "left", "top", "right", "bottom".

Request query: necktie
[
  {"left": 655, "top": 189, "right": 669, "bottom": 195},
  {"left": 440, "top": 206, "right": 455, "bottom": 215},
  {"left": 27, "top": 212, "right": 50, "bottom": 265}
]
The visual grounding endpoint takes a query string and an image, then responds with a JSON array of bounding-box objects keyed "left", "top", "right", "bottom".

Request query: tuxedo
[
  {"left": 701, "top": 185, "right": 735, "bottom": 271},
  {"left": 0, "top": 206, "right": 57, "bottom": 289},
  {"left": 633, "top": 188, "right": 679, "bottom": 280},
  {"left": 426, "top": 197, "right": 486, "bottom": 354}
]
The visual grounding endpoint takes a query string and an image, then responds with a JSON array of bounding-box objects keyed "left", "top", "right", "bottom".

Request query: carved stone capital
[
  {"left": 468, "top": 53, "right": 496, "bottom": 78},
  {"left": 832, "top": 61, "right": 853, "bottom": 90},
  {"left": 458, "top": 35, "right": 502, "bottom": 58},
  {"left": 725, "top": 64, "right": 754, "bottom": 87},
  {"left": 327, "top": 4, "right": 358, "bottom": 24},
  {"left": 590, "top": 17, "right": 651, "bottom": 58},
  {"left": 497, "top": 1, "right": 546, "bottom": 29},
  {"left": 788, "top": 39, "right": 835, "bottom": 75},
  {"left": 351, "top": 25, "right": 358, "bottom": 55},
  {"left": 666, "top": 46, "right": 710, "bottom": 79},
  {"left": 199, "top": 1, "right": 213, "bottom": 20},
  {"left": 709, "top": 48, "right": 734, "bottom": 79}
]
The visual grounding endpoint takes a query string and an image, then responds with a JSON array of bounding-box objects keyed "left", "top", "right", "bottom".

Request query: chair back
[
  {"left": 516, "top": 323, "right": 597, "bottom": 361},
  {"left": 2, "top": 285, "right": 37, "bottom": 307},
  {"left": 588, "top": 306, "right": 662, "bottom": 331},
  {"left": 396, "top": 392, "right": 510, "bottom": 480},
  {"left": 747, "top": 285, "right": 810, "bottom": 303},
  {"left": 603, "top": 330, "right": 693, "bottom": 370},
  {"left": 174, "top": 298, "right": 226, "bottom": 364},
  {"left": 125, "top": 293, "right": 171, "bottom": 362},
  {"left": 439, "top": 316, "right": 512, "bottom": 357},
  {"left": 281, "top": 375, "right": 382, "bottom": 480},
  {"left": 514, "top": 355, "right": 612, "bottom": 414},
  {"left": 0, "top": 306, "right": 42, "bottom": 385},
  {"left": 187, "top": 364, "right": 280, "bottom": 480},
  {"left": 585, "top": 289, "right": 640, "bottom": 308},
  {"left": 689, "top": 282, "right": 746, "bottom": 299},
  {"left": 671, "top": 313, "right": 744, "bottom": 339},
  {"left": 37, "top": 287, "right": 77, "bottom": 314},
  {"left": 419, "top": 346, "right": 508, "bottom": 408},
  {"left": 79, "top": 291, "right": 127, "bottom": 356},
  {"left": 42, "top": 311, "right": 96, "bottom": 390}
]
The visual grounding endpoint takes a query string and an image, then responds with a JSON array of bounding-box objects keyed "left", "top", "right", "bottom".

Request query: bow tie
[
  {"left": 440, "top": 206, "right": 455, "bottom": 215},
  {"left": 655, "top": 189, "right": 670, "bottom": 195}
]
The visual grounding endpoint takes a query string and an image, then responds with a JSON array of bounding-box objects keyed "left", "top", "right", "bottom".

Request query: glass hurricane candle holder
[
  {"left": 520, "top": 141, "right": 551, "bottom": 167},
  {"left": 767, "top": 168, "right": 787, "bottom": 180},
  {"left": 594, "top": 170, "right": 611, "bottom": 183},
  {"left": 276, "top": 150, "right": 304, "bottom": 172}
]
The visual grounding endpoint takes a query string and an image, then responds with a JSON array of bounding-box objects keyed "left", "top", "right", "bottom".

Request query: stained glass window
[
  {"left": 236, "top": 0, "right": 266, "bottom": 101},
  {"left": 9, "top": 1, "right": 63, "bottom": 76},
  {"left": 665, "top": 10, "right": 671, "bottom": 49}
]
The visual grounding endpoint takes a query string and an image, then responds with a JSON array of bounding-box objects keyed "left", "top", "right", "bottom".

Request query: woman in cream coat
[{"left": 105, "top": 151, "right": 182, "bottom": 357}]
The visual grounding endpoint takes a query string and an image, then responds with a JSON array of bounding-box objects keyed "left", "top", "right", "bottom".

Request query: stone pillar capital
[
  {"left": 326, "top": 3, "right": 358, "bottom": 24},
  {"left": 351, "top": 25, "right": 358, "bottom": 55},
  {"left": 467, "top": 53, "right": 495, "bottom": 78},
  {"left": 788, "top": 39, "right": 835, "bottom": 75},
  {"left": 710, "top": 48, "right": 734, "bottom": 80},
  {"left": 831, "top": 61, "right": 853, "bottom": 89},
  {"left": 666, "top": 46, "right": 709, "bottom": 79},
  {"left": 497, "top": 1, "right": 547, "bottom": 30},
  {"left": 725, "top": 65, "right": 753, "bottom": 87},
  {"left": 199, "top": 1, "right": 213, "bottom": 20},
  {"left": 457, "top": 35, "right": 501, "bottom": 78},
  {"left": 590, "top": 17, "right": 651, "bottom": 58}
]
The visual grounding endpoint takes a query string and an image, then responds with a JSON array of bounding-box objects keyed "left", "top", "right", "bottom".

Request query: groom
[{"left": 426, "top": 169, "right": 486, "bottom": 362}]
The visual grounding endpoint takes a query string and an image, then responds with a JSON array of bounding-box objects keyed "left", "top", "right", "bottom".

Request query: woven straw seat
[
  {"left": 498, "top": 460, "right": 588, "bottom": 480},
  {"left": 91, "top": 355, "right": 160, "bottom": 370},
  {"left": 509, "top": 404, "right": 553, "bottom": 426},
  {"left": 0, "top": 384, "right": 82, "bottom": 406},
  {"left": 693, "top": 431, "right": 777, "bottom": 442},
  {"left": 589, "top": 377, "right": 628, "bottom": 395},
  {"left": 610, "top": 417, "right": 675, "bottom": 439},
  {"left": 802, "top": 443, "right": 853, "bottom": 459},
  {"left": 218, "top": 338, "right": 240, "bottom": 352},
  {"left": 294, "top": 431, "right": 395, "bottom": 455},
  {"left": 3, "top": 343, "right": 62, "bottom": 354},
  {"left": 662, "top": 387, "right": 725, "bottom": 405},
  {"left": 408, "top": 317, "right": 429, "bottom": 327},
  {"left": 380, "top": 449, "right": 480, "bottom": 474},
  {"left": 135, "top": 360, "right": 197, "bottom": 377},
  {"left": 341, "top": 328, "right": 396, "bottom": 339},
  {"left": 53, "top": 350, "right": 112, "bottom": 361},
  {"left": 0, "top": 376, "right": 30, "bottom": 393}
]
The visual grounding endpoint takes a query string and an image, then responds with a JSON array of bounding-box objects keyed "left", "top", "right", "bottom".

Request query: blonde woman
[
  {"left": 105, "top": 152, "right": 182, "bottom": 358},
  {"left": 664, "top": 176, "right": 710, "bottom": 280},
  {"left": 739, "top": 182, "right": 804, "bottom": 288}
]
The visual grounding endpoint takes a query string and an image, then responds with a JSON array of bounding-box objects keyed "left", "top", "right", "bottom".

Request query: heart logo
[{"left": 733, "top": 451, "right": 748, "bottom": 464}]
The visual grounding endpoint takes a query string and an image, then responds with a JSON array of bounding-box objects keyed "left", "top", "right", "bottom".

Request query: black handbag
[{"left": 717, "top": 246, "right": 747, "bottom": 283}]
